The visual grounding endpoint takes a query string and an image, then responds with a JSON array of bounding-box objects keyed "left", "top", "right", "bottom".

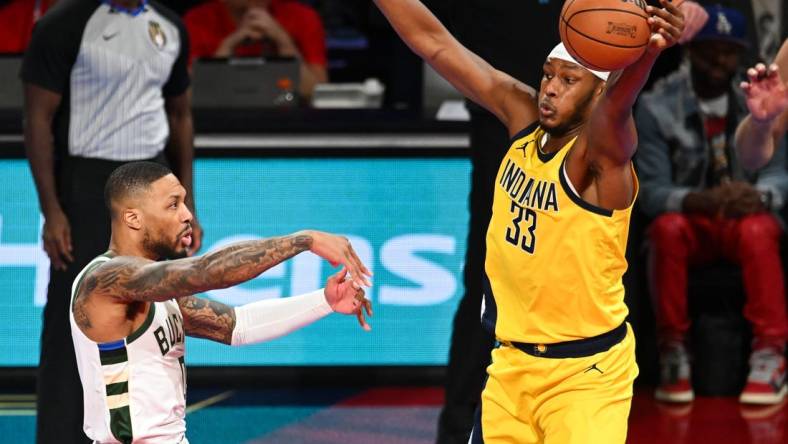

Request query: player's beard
[
  {"left": 542, "top": 84, "right": 597, "bottom": 138},
  {"left": 142, "top": 227, "right": 187, "bottom": 260}
]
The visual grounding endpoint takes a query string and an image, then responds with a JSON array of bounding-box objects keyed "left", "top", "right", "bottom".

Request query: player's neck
[
  {"left": 542, "top": 128, "right": 581, "bottom": 154},
  {"left": 108, "top": 233, "right": 159, "bottom": 261}
]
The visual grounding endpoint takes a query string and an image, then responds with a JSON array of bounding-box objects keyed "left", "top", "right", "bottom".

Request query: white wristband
[{"left": 230, "top": 289, "right": 333, "bottom": 346}]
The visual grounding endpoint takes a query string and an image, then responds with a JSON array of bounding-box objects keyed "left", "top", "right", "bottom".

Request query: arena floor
[{"left": 0, "top": 387, "right": 785, "bottom": 443}]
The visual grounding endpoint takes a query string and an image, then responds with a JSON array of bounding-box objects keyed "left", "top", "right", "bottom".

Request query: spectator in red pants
[{"left": 636, "top": 5, "right": 788, "bottom": 405}]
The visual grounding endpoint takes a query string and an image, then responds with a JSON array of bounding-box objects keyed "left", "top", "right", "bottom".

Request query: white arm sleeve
[{"left": 230, "top": 289, "right": 333, "bottom": 346}]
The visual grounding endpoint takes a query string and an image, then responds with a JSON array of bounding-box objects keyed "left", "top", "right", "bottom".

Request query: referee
[{"left": 21, "top": 0, "right": 203, "bottom": 442}]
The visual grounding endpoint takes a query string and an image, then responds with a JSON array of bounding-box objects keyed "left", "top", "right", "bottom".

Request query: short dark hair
[{"left": 105, "top": 161, "right": 172, "bottom": 218}]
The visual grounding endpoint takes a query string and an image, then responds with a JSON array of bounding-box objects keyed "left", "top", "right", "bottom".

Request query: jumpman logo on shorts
[{"left": 584, "top": 363, "right": 604, "bottom": 374}]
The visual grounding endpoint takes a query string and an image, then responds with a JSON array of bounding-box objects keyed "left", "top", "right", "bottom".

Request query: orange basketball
[{"left": 559, "top": 0, "right": 651, "bottom": 71}]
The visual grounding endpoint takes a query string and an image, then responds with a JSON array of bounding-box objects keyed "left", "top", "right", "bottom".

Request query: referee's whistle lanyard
[{"left": 101, "top": 0, "right": 149, "bottom": 16}]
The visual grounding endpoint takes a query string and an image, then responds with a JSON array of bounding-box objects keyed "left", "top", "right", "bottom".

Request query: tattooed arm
[
  {"left": 178, "top": 296, "right": 236, "bottom": 344},
  {"left": 82, "top": 233, "right": 312, "bottom": 303},
  {"left": 81, "top": 230, "right": 371, "bottom": 304},
  {"left": 177, "top": 268, "right": 373, "bottom": 346}
]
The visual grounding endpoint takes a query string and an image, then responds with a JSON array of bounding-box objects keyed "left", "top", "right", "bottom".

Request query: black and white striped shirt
[{"left": 22, "top": 0, "right": 190, "bottom": 161}]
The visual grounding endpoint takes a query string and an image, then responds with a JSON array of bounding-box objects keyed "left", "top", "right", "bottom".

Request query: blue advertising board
[{"left": 0, "top": 157, "right": 471, "bottom": 365}]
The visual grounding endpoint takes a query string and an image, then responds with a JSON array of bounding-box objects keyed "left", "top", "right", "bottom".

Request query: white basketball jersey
[{"left": 70, "top": 254, "right": 188, "bottom": 443}]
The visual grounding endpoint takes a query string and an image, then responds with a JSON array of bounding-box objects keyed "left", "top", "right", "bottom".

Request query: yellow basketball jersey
[{"left": 483, "top": 124, "right": 638, "bottom": 344}]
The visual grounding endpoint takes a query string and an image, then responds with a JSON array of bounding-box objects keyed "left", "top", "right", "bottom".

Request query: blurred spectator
[
  {"left": 696, "top": 0, "right": 786, "bottom": 63},
  {"left": 0, "top": 0, "right": 55, "bottom": 53},
  {"left": 184, "top": 0, "right": 327, "bottom": 98},
  {"left": 636, "top": 5, "right": 788, "bottom": 405},
  {"left": 750, "top": 0, "right": 783, "bottom": 61}
]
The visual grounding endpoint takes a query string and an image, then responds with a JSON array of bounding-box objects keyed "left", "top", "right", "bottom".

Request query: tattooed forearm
[
  {"left": 83, "top": 233, "right": 313, "bottom": 303},
  {"left": 193, "top": 233, "right": 313, "bottom": 292},
  {"left": 178, "top": 296, "right": 236, "bottom": 344}
]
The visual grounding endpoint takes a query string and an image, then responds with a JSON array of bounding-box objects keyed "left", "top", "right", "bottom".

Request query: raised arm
[
  {"left": 81, "top": 231, "right": 372, "bottom": 304},
  {"left": 581, "top": 0, "right": 684, "bottom": 167},
  {"left": 735, "top": 39, "right": 788, "bottom": 171},
  {"left": 373, "top": 0, "right": 537, "bottom": 133}
]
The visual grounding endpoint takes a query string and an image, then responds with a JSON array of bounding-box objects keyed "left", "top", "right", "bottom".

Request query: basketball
[{"left": 559, "top": 0, "right": 652, "bottom": 71}]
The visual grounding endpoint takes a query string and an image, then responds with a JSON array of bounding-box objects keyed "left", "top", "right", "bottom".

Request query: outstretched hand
[
  {"left": 645, "top": 0, "right": 685, "bottom": 53},
  {"left": 325, "top": 267, "right": 373, "bottom": 331},
  {"left": 741, "top": 63, "right": 788, "bottom": 123},
  {"left": 303, "top": 230, "right": 373, "bottom": 288}
]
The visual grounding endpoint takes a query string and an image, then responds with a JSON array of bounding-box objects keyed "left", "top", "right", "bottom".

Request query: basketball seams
[
  {"left": 566, "top": 34, "right": 606, "bottom": 71},
  {"left": 562, "top": 0, "right": 579, "bottom": 16},
  {"left": 564, "top": 18, "right": 649, "bottom": 50},
  {"left": 566, "top": 7, "right": 648, "bottom": 22},
  {"left": 561, "top": 9, "right": 649, "bottom": 48},
  {"left": 561, "top": 18, "right": 604, "bottom": 71}
]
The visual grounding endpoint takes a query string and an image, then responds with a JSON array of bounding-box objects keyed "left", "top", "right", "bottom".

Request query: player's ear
[
  {"left": 122, "top": 208, "right": 142, "bottom": 230},
  {"left": 594, "top": 77, "right": 606, "bottom": 96}
]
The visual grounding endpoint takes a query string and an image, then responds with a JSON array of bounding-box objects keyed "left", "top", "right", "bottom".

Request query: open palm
[
  {"left": 742, "top": 63, "right": 788, "bottom": 122},
  {"left": 324, "top": 268, "right": 373, "bottom": 331}
]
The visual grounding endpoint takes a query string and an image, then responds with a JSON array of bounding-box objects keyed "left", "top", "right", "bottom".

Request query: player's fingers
[
  {"left": 326, "top": 267, "right": 339, "bottom": 286},
  {"left": 659, "top": 0, "right": 683, "bottom": 18},
  {"left": 345, "top": 250, "right": 372, "bottom": 287},
  {"left": 333, "top": 266, "right": 348, "bottom": 284},
  {"left": 661, "top": 23, "right": 681, "bottom": 42},
  {"left": 766, "top": 64, "right": 782, "bottom": 84},
  {"left": 342, "top": 255, "right": 365, "bottom": 289},
  {"left": 647, "top": 3, "right": 682, "bottom": 27},
  {"left": 647, "top": 16, "right": 679, "bottom": 41},
  {"left": 747, "top": 67, "right": 761, "bottom": 83},
  {"left": 755, "top": 63, "right": 768, "bottom": 78},
  {"left": 348, "top": 246, "right": 373, "bottom": 278},
  {"left": 356, "top": 308, "right": 371, "bottom": 331},
  {"left": 649, "top": 33, "right": 667, "bottom": 49},
  {"left": 364, "top": 298, "right": 373, "bottom": 317},
  {"left": 649, "top": 30, "right": 672, "bottom": 49},
  {"left": 740, "top": 81, "right": 752, "bottom": 95}
]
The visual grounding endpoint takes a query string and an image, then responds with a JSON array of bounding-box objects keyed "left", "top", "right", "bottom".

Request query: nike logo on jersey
[
  {"left": 584, "top": 363, "right": 604, "bottom": 374},
  {"left": 102, "top": 32, "right": 119, "bottom": 41}
]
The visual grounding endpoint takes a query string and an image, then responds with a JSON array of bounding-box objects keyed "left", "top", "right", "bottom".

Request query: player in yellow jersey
[{"left": 370, "top": 0, "right": 685, "bottom": 442}]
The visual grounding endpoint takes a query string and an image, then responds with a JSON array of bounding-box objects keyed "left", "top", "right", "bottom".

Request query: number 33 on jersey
[{"left": 483, "top": 123, "right": 638, "bottom": 344}]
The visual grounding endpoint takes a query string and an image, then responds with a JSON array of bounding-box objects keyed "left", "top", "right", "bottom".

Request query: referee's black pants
[
  {"left": 436, "top": 109, "right": 507, "bottom": 444},
  {"left": 36, "top": 155, "right": 165, "bottom": 444}
]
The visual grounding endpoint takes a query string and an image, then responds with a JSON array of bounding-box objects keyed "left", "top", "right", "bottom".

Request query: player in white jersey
[{"left": 70, "top": 161, "right": 373, "bottom": 443}]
